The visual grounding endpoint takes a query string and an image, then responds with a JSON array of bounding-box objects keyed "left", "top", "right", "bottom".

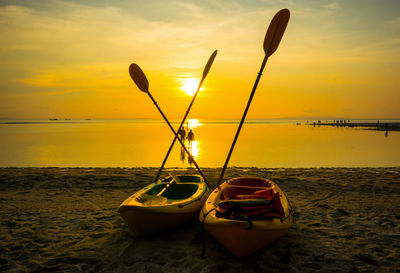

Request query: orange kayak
[{"left": 199, "top": 177, "right": 293, "bottom": 257}]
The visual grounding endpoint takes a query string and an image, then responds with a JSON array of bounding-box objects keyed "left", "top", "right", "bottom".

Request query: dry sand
[{"left": 0, "top": 167, "right": 399, "bottom": 273}]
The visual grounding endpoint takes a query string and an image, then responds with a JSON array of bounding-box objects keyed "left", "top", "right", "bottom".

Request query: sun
[{"left": 181, "top": 78, "right": 201, "bottom": 96}]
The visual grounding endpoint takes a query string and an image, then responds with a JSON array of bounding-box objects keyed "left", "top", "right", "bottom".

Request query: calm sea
[{"left": 0, "top": 119, "right": 399, "bottom": 168}]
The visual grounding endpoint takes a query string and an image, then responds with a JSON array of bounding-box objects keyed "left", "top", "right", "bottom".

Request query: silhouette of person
[
  {"left": 178, "top": 127, "right": 186, "bottom": 141},
  {"left": 187, "top": 129, "right": 195, "bottom": 146}
]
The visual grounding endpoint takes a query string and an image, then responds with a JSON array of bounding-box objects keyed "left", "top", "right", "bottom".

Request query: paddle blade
[
  {"left": 129, "top": 63, "right": 149, "bottom": 92},
  {"left": 263, "top": 9, "right": 290, "bottom": 57},
  {"left": 202, "top": 50, "right": 218, "bottom": 80}
]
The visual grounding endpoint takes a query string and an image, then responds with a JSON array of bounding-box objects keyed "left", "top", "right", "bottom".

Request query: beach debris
[
  {"left": 281, "top": 243, "right": 292, "bottom": 263},
  {"left": 312, "top": 253, "right": 326, "bottom": 261},
  {"left": 353, "top": 254, "right": 380, "bottom": 266},
  {"left": 336, "top": 208, "right": 350, "bottom": 216},
  {"left": 349, "top": 265, "right": 360, "bottom": 272},
  {"left": 5, "top": 220, "right": 16, "bottom": 228},
  {"left": 0, "top": 257, "right": 8, "bottom": 266},
  {"left": 311, "top": 192, "right": 334, "bottom": 202},
  {"left": 317, "top": 203, "right": 331, "bottom": 209}
]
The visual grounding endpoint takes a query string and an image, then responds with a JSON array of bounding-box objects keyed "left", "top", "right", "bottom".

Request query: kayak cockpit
[
  {"left": 161, "top": 175, "right": 201, "bottom": 183},
  {"left": 143, "top": 183, "right": 199, "bottom": 200},
  {"left": 216, "top": 177, "right": 286, "bottom": 220},
  {"left": 226, "top": 177, "right": 272, "bottom": 187},
  {"left": 220, "top": 177, "right": 274, "bottom": 201}
]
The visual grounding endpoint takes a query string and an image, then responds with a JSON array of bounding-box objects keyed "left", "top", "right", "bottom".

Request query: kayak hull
[
  {"left": 119, "top": 207, "right": 199, "bottom": 236},
  {"left": 199, "top": 177, "right": 293, "bottom": 257},
  {"left": 119, "top": 175, "right": 211, "bottom": 236},
  {"left": 203, "top": 224, "right": 290, "bottom": 257}
]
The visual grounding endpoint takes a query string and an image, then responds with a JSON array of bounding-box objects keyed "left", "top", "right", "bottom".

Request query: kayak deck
[{"left": 119, "top": 174, "right": 211, "bottom": 236}]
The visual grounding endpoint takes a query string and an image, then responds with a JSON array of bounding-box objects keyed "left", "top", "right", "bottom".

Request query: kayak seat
[
  {"left": 217, "top": 186, "right": 285, "bottom": 219},
  {"left": 221, "top": 185, "right": 272, "bottom": 201},
  {"left": 219, "top": 198, "right": 274, "bottom": 207},
  {"left": 177, "top": 175, "right": 201, "bottom": 183},
  {"left": 227, "top": 178, "right": 271, "bottom": 187},
  {"left": 161, "top": 183, "right": 199, "bottom": 200}
]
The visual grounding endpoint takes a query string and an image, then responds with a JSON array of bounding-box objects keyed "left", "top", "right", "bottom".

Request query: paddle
[
  {"left": 129, "top": 63, "right": 209, "bottom": 185},
  {"left": 154, "top": 50, "right": 218, "bottom": 185},
  {"left": 144, "top": 173, "right": 180, "bottom": 205},
  {"left": 217, "top": 9, "right": 290, "bottom": 186},
  {"left": 169, "top": 172, "right": 181, "bottom": 184}
]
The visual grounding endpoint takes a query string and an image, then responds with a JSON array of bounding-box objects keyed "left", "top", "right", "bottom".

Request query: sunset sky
[{"left": 0, "top": 0, "right": 399, "bottom": 120}]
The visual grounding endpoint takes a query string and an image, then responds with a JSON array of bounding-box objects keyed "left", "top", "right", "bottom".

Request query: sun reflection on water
[
  {"left": 178, "top": 119, "right": 202, "bottom": 165},
  {"left": 1, "top": 120, "right": 400, "bottom": 167},
  {"left": 187, "top": 118, "right": 202, "bottom": 128},
  {"left": 188, "top": 140, "right": 199, "bottom": 159},
  {"left": 181, "top": 138, "right": 200, "bottom": 165}
]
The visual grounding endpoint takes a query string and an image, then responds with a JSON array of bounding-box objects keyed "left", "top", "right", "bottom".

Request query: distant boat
[
  {"left": 48, "top": 118, "right": 58, "bottom": 121},
  {"left": 84, "top": 118, "right": 91, "bottom": 120}
]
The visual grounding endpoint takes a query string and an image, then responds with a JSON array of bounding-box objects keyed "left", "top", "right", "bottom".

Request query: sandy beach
[{"left": 0, "top": 167, "right": 399, "bottom": 272}]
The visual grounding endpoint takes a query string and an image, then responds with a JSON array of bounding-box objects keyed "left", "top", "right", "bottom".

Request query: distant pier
[{"left": 306, "top": 120, "right": 400, "bottom": 131}]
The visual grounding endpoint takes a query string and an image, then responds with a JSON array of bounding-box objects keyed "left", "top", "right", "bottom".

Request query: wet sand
[{"left": 0, "top": 167, "right": 399, "bottom": 272}]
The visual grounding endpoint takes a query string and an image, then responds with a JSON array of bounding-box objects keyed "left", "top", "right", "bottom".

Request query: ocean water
[{"left": 0, "top": 119, "right": 399, "bottom": 168}]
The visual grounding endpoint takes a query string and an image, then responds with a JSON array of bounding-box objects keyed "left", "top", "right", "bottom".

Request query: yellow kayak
[
  {"left": 119, "top": 174, "right": 211, "bottom": 236},
  {"left": 199, "top": 177, "right": 293, "bottom": 257}
]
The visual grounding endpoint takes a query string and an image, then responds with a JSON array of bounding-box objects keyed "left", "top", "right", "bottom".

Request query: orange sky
[{"left": 0, "top": 0, "right": 399, "bottom": 120}]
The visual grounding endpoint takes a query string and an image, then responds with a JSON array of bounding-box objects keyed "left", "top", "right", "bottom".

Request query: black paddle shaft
[
  {"left": 154, "top": 50, "right": 217, "bottom": 185},
  {"left": 146, "top": 91, "right": 210, "bottom": 186},
  {"left": 154, "top": 77, "right": 205, "bottom": 183},
  {"left": 217, "top": 9, "right": 290, "bottom": 186},
  {"left": 217, "top": 55, "right": 269, "bottom": 185}
]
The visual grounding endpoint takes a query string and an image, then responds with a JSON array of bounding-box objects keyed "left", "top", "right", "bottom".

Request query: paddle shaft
[
  {"left": 154, "top": 77, "right": 205, "bottom": 183},
  {"left": 217, "top": 55, "right": 269, "bottom": 186},
  {"left": 146, "top": 91, "right": 209, "bottom": 185}
]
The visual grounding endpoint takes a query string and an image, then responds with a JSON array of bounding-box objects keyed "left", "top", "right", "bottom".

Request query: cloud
[
  {"left": 386, "top": 16, "right": 400, "bottom": 31},
  {"left": 324, "top": 2, "right": 339, "bottom": 10},
  {"left": 0, "top": 0, "right": 279, "bottom": 88}
]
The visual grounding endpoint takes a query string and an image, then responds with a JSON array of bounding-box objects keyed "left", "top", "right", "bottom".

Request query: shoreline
[{"left": 1, "top": 167, "right": 399, "bottom": 272}]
